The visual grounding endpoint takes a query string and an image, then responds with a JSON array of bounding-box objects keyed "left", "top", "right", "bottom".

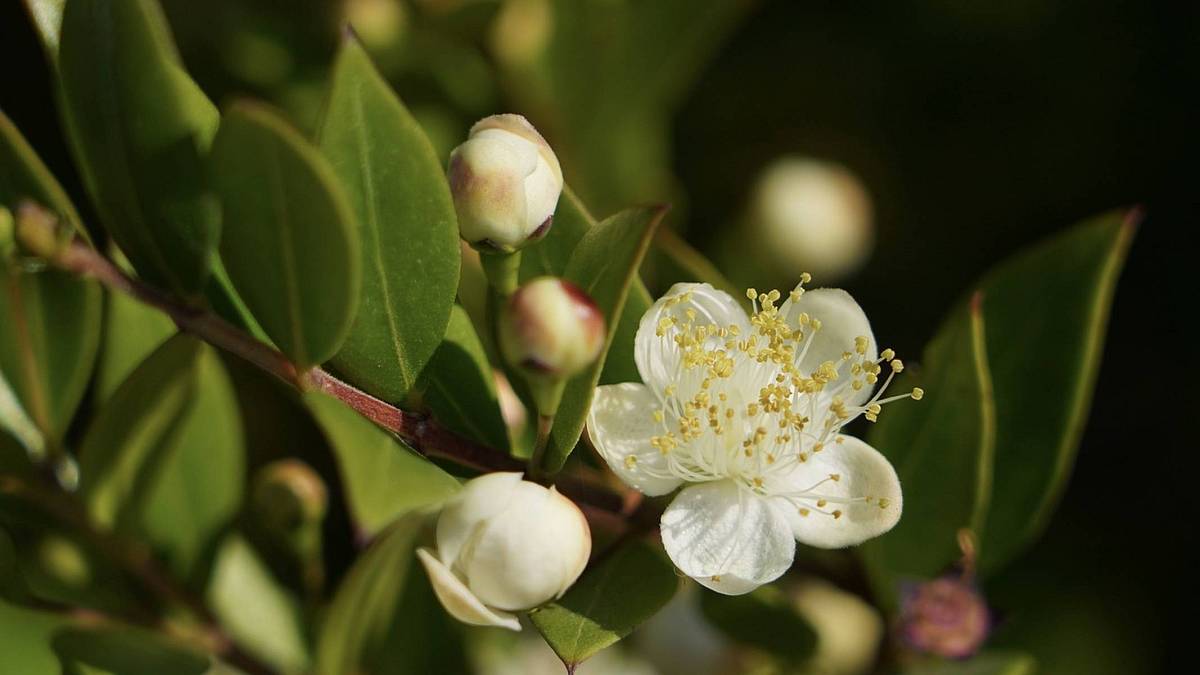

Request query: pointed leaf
[
  {"left": 211, "top": 102, "right": 361, "bottom": 369},
  {"left": 318, "top": 37, "right": 460, "bottom": 403},
  {"left": 544, "top": 205, "right": 667, "bottom": 471},
  {"left": 417, "top": 306, "right": 510, "bottom": 451},
  {"left": 305, "top": 392, "right": 459, "bottom": 537},
  {"left": 58, "top": 0, "right": 220, "bottom": 295},
  {"left": 532, "top": 540, "right": 679, "bottom": 668},
  {"left": 699, "top": 585, "right": 818, "bottom": 663},
  {"left": 1, "top": 108, "right": 85, "bottom": 236}
]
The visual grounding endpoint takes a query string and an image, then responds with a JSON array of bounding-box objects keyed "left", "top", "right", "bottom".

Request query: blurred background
[{"left": 2, "top": 1, "right": 1192, "bottom": 673}]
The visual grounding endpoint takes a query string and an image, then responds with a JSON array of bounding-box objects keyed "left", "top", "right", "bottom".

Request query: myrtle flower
[{"left": 586, "top": 278, "right": 917, "bottom": 594}]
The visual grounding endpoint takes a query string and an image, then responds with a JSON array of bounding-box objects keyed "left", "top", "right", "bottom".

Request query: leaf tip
[{"left": 340, "top": 22, "right": 362, "bottom": 44}]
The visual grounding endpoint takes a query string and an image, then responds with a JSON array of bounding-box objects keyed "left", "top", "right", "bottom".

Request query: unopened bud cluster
[
  {"left": 417, "top": 473, "right": 591, "bottom": 631},
  {"left": 447, "top": 114, "right": 563, "bottom": 253}
]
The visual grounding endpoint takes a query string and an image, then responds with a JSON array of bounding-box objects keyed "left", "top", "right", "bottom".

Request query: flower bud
[
  {"left": 898, "top": 576, "right": 991, "bottom": 659},
  {"left": 499, "top": 277, "right": 604, "bottom": 379},
  {"left": 447, "top": 114, "right": 563, "bottom": 253},
  {"left": 417, "top": 472, "right": 591, "bottom": 631},
  {"left": 253, "top": 459, "right": 329, "bottom": 533}
]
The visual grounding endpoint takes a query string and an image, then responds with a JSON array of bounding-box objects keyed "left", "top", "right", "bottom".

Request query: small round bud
[
  {"left": 447, "top": 114, "right": 563, "bottom": 253},
  {"left": 792, "top": 577, "right": 884, "bottom": 675},
  {"left": 499, "top": 277, "right": 605, "bottom": 378},
  {"left": 417, "top": 472, "right": 591, "bottom": 631},
  {"left": 899, "top": 576, "right": 991, "bottom": 659},
  {"left": 253, "top": 459, "right": 329, "bottom": 533}
]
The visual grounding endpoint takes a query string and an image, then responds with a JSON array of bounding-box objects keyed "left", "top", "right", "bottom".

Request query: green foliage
[
  {"left": 318, "top": 37, "right": 460, "bottom": 403},
  {"left": 53, "top": 625, "right": 213, "bottom": 674},
  {"left": 58, "top": 0, "right": 220, "bottom": 296},
  {"left": 901, "top": 652, "right": 1036, "bottom": 675},
  {"left": 543, "top": 206, "right": 667, "bottom": 471},
  {"left": 699, "top": 585, "right": 818, "bottom": 664},
  {"left": 0, "top": 109, "right": 84, "bottom": 236},
  {"left": 305, "top": 392, "right": 460, "bottom": 537},
  {"left": 316, "top": 514, "right": 468, "bottom": 675},
  {"left": 211, "top": 101, "right": 362, "bottom": 369},
  {"left": 0, "top": 599, "right": 69, "bottom": 673},
  {"left": 95, "top": 289, "right": 175, "bottom": 403},
  {"left": 532, "top": 541, "right": 679, "bottom": 668}
]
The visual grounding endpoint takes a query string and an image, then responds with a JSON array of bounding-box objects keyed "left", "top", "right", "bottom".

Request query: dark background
[{"left": 2, "top": 1, "right": 1193, "bottom": 672}]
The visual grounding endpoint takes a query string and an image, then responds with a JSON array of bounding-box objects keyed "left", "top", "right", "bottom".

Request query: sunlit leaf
[
  {"left": 0, "top": 598, "right": 69, "bottom": 673},
  {"left": 211, "top": 101, "right": 361, "bottom": 369},
  {"left": 95, "top": 290, "right": 175, "bottom": 403},
  {"left": 532, "top": 540, "right": 679, "bottom": 668},
  {"left": 318, "top": 36, "right": 460, "bottom": 404}
]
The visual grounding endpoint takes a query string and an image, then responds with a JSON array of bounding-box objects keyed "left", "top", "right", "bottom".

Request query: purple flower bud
[{"left": 899, "top": 576, "right": 990, "bottom": 659}]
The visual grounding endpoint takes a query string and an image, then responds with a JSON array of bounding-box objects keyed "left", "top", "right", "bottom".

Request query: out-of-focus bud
[
  {"left": 750, "top": 157, "right": 874, "bottom": 282},
  {"left": 898, "top": 576, "right": 991, "bottom": 659},
  {"left": 447, "top": 114, "right": 562, "bottom": 255},
  {"left": 792, "top": 577, "right": 884, "bottom": 675},
  {"left": 13, "top": 201, "right": 65, "bottom": 262},
  {"left": 253, "top": 459, "right": 329, "bottom": 534},
  {"left": 417, "top": 472, "right": 591, "bottom": 631},
  {"left": 499, "top": 277, "right": 604, "bottom": 378}
]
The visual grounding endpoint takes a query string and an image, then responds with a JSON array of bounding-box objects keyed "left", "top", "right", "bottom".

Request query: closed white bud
[
  {"left": 498, "top": 277, "right": 605, "bottom": 379},
  {"left": 417, "top": 472, "right": 591, "bottom": 631},
  {"left": 448, "top": 114, "right": 563, "bottom": 252}
]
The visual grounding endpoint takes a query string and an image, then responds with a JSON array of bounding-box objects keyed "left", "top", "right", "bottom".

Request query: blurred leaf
[
  {"left": 20, "top": 0, "right": 67, "bottom": 63},
  {"left": 208, "top": 535, "right": 309, "bottom": 674},
  {"left": 0, "top": 429, "right": 32, "bottom": 477},
  {"left": 53, "top": 625, "right": 212, "bottom": 675},
  {"left": 699, "top": 585, "right": 818, "bottom": 664},
  {"left": 95, "top": 290, "right": 175, "bottom": 403},
  {"left": 318, "top": 37, "right": 460, "bottom": 404},
  {"left": 316, "top": 514, "right": 468, "bottom": 675},
  {"left": 544, "top": 205, "right": 666, "bottom": 471},
  {"left": 305, "top": 392, "right": 459, "bottom": 537},
  {"left": 902, "top": 651, "right": 1037, "bottom": 675},
  {"left": 1, "top": 108, "right": 85, "bottom": 236},
  {"left": 863, "top": 296, "right": 994, "bottom": 596},
  {"left": 211, "top": 101, "right": 361, "bottom": 369},
  {"left": 0, "top": 526, "right": 28, "bottom": 601},
  {"left": 58, "top": 0, "right": 220, "bottom": 296},
  {"left": 80, "top": 335, "right": 244, "bottom": 582},
  {"left": 977, "top": 210, "right": 1136, "bottom": 574},
  {"left": 532, "top": 540, "right": 679, "bottom": 668},
  {"left": 0, "top": 598, "right": 69, "bottom": 673},
  {"left": 417, "top": 306, "right": 510, "bottom": 451}
]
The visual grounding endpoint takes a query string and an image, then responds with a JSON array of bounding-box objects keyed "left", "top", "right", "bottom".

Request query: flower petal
[
  {"left": 779, "top": 287, "right": 877, "bottom": 406},
  {"left": 416, "top": 548, "right": 521, "bottom": 631},
  {"left": 778, "top": 435, "right": 902, "bottom": 548},
  {"left": 635, "top": 283, "right": 750, "bottom": 395},
  {"left": 437, "top": 472, "right": 523, "bottom": 567},
  {"left": 587, "top": 383, "right": 683, "bottom": 497},
  {"left": 660, "top": 480, "right": 795, "bottom": 596}
]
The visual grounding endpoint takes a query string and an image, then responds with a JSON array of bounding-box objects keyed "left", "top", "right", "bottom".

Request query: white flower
[
  {"left": 447, "top": 114, "right": 563, "bottom": 252},
  {"left": 417, "top": 472, "right": 591, "bottom": 631},
  {"left": 586, "top": 279, "right": 914, "bottom": 595}
]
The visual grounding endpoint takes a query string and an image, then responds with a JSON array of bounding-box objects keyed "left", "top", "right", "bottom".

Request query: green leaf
[
  {"left": 316, "top": 514, "right": 468, "bottom": 675},
  {"left": 208, "top": 535, "right": 309, "bottom": 674},
  {"left": 0, "top": 429, "right": 32, "bottom": 477},
  {"left": 57, "top": 0, "right": 220, "bottom": 296},
  {"left": 699, "top": 585, "right": 818, "bottom": 663},
  {"left": 544, "top": 205, "right": 667, "bottom": 471},
  {"left": 902, "top": 651, "right": 1037, "bottom": 675},
  {"left": 317, "top": 37, "right": 460, "bottom": 403},
  {"left": 211, "top": 101, "right": 361, "bottom": 369},
  {"left": 305, "top": 392, "right": 459, "bottom": 537},
  {"left": 532, "top": 541, "right": 678, "bottom": 668},
  {"left": 79, "top": 335, "right": 244, "bottom": 581},
  {"left": 95, "top": 290, "right": 175, "bottom": 403},
  {"left": 863, "top": 296, "right": 995, "bottom": 595},
  {"left": 53, "top": 625, "right": 212, "bottom": 675},
  {"left": 20, "top": 0, "right": 67, "bottom": 63},
  {"left": 1, "top": 108, "right": 85, "bottom": 236},
  {"left": 977, "top": 210, "right": 1135, "bottom": 574},
  {"left": 0, "top": 598, "right": 70, "bottom": 673},
  {"left": 417, "top": 305, "right": 510, "bottom": 451}
]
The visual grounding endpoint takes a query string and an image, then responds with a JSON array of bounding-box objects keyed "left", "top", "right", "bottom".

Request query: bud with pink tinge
[
  {"left": 447, "top": 114, "right": 562, "bottom": 254},
  {"left": 499, "top": 277, "right": 605, "bottom": 379},
  {"left": 899, "top": 576, "right": 991, "bottom": 658}
]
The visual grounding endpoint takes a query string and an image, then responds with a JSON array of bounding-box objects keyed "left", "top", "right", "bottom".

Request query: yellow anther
[
  {"left": 829, "top": 473, "right": 840, "bottom": 482},
  {"left": 798, "top": 508, "right": 810, "bottom": 517},
  {"left": 832, "top": 510, "right": 843, "bottom": 519},
  {"left": 881, "top": 348, "right": 896, "bottom": 361},
  {"left": 817, "top": 499, "right": 827, "bottom": 508},
  {"left": 912, "top": 387, "right": 925, "bottom": 400},
  {"left": 624, "top": 456, "right": 638, "bottom": 469},
  {"left": 653, "top": 409, "right": 664, "bottom": 422},
  {"left": 878, "top": 498, "right": 891, "bottom": 509},
  {"left": 746, "top": 288, "right": 757, "bottom": 300},
  {"left": 891, "top": 359, "right": 905, "bottom": 373},
  {"left": 800, "top": 272, "right": 812, "bottom": 284}
]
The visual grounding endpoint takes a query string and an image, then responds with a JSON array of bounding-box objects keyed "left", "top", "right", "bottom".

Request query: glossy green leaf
[
  {"left": 902, "top": 652, "right": 1037, "bottom": 675},
  {"left": 863, "top": 297, "right": 994, "bottom": 594},
  {"left": 0, "top": 598, "right": 70, "bottom": 673},
  {"left": 318, "top": 37, "right": 460, "bottom": 404},
  {"left": 316, "top": 514, "right": 468, "bottom": 675},
  {"left": 976, "top": 211, "right": 1135, "bottom": 574},
  {"left": 532, "top": 540, "right": 679, "bottom": 668},
  {"left": 80, "top": 335, "right": 244, "bottom": 581},
  {"left": 305, "top": 392, "right": 459, "bottom": 537},
  {"left": 208, "top": 535, "right": 309, "bottom": 674},
  {"left": 544, "top": 205, "right": 667, "bottom": 471},
  {"left": 699, "top": 585, "right": 818, "bottom": 663},
  {"left": 417, "top": 305, "right": 510, "bottom": 451},
  {"left": 211, "top": 102, "right": 361, "bottom": 369},
  {"left": 95, "top": 290, "right": 175, "bottom": 402},
  {"left": 53, "top": 625, "right": 212, "bottom": 675},
  {"left": 58, "top": 0, "right": 220, "bottom": 296}
]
